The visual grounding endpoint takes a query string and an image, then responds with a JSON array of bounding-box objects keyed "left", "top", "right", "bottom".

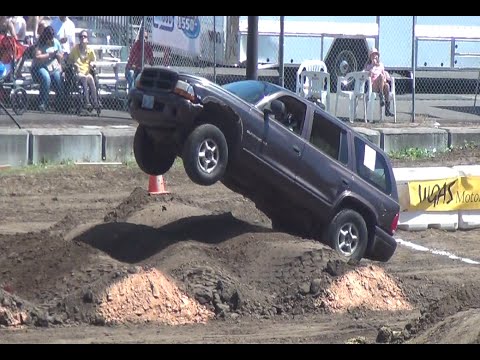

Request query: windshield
[{"left": 223, "top": 80, "right": 283, "bottom": 105}]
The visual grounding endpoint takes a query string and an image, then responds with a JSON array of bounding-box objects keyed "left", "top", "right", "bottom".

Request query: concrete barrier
[
  {"left": 101, "top": 127, "right": 136, "bottom": 163},
  {"left": 393, "top": 167, "right": 460, "bottom": 231},
  {"left": 353, "top": 127, "right": 381, "bottom": 147},
  {"left": 452, "top": 165, "right": 480, "bottom": 230},
  {"left": 441, "top": 127, "right": 480, "bottom": 148},
  {"left": 29, "top": 128, "right": 102, "bottom": 164},
  {"left": 378, "top": 127, "right": 448, "bottom": 153},
  {"left": 0, "top": 129, "right": 29, "bottom": 167}
]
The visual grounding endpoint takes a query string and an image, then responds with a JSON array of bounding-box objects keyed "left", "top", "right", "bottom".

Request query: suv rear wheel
[
  {"left": 134, "top": 125, "right": 176, "bottom": 175},
  {"left": 327, "top": 209, "right": 368, "bottom": 262},
  {"left": 182, "top": 123, "right": 228, "bottom": 186}
]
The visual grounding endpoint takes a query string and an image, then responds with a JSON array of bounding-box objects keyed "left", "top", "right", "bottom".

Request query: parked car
[{"left": 129, "top": 66, "right": 400, "bottom": 262}]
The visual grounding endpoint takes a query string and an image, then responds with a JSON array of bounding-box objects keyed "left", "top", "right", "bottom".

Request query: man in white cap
[{"left": 365, "top": 47, "right": 393, "bottom": 117}]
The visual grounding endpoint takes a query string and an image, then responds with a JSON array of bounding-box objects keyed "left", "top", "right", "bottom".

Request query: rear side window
[
  {"left": 354, "top": 137, "right": 391, "bottom": 194},
  {"left": 310, "top": 111, "right": 348, "bottom": 165}
]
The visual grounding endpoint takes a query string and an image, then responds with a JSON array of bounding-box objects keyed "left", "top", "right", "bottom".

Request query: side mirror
[{"left": 263, "top": 99, "right": 285, "bottom": 121}]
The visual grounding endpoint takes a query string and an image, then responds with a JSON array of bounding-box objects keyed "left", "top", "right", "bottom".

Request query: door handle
[
  {"left": 292, "top": 145, "right": 301, "bottom": 156},
  {"left": 342, "top": 179, "right": 349, "bottom": 187}
]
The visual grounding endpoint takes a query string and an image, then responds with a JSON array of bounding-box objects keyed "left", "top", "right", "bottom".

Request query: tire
[
  {"left": 133, "top": 125, "right": 176, "bottom": 175},
  {"left": 327, "top": 209, "right": 368, "bottom": 262},
  {"left": 11, "top": 88, "right": 27, "bottom": 115},
  {"left": 182, "top": 124, "right": 228, "bottom": 186},
  {"left": 325, "top": 38, "right": 369, "bottom": 93}
]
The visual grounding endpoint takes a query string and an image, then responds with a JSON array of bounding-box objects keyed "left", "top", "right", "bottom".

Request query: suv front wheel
[
  {"left": 134, "top": 125, "right": 176, "bottom": 175},
  {"left": 182, "top": 123, "right": 228, "bottom": 186},
  {"left": 327, "top": 209, "right": 368, "bottom": 262}
]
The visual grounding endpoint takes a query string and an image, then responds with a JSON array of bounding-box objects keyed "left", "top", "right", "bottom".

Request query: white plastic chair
[
  {"left": 367, "top": 77, "right": 397, "bottom": 123},
  {"left": 334, "top": 71, "right": 369, "bottom": 123},
  {"left": 296, "top": 60, "right": 328, "bottom": 83},
  {"left": 298, "top": 70, "right": 331, "bottom": 112},
  {"left": 296, "top": 60, "right": 331, "bottom": 110}
]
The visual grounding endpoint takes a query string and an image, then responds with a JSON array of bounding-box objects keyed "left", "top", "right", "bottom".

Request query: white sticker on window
[{"left": 364, "top": 144, "right": 376, "bottom": 171}]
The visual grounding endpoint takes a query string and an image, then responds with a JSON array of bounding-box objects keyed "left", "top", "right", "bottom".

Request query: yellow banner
[{"left": 408, "top": 176, "right": 480, "bottom": 211}]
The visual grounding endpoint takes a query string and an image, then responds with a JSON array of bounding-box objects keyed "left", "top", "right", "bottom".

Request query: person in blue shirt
[{"left": 31, "top": 25, "right": 65, "bottom": 112}]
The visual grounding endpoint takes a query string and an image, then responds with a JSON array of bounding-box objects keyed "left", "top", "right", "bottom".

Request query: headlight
[{"left": 174, "top": 80, "right": 196, "bottom": 102}]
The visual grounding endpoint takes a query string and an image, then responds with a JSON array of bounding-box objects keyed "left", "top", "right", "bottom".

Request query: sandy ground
[{"left": 1, "top": 147, "right": 480, "bottom": 344}]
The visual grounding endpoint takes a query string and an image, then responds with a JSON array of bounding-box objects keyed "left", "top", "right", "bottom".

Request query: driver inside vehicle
[{"left": 272, "top": 103, "right": 298, "bottom": 133}]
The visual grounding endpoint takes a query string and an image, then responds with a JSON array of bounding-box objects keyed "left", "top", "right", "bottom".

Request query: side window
[
  {"left": 310, "top": 111, "right": 348, "bottom": 165},
  {"left": 354, "top": 137, "right": 391, "bottom": 194},
  {"left": 262, "top": 95, "right": 307, "bottom": 136}
]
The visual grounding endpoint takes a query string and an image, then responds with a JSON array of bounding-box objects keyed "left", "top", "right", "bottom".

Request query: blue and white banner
[{"left": 152, "top": 16, "right": 201, "bottom": 56}]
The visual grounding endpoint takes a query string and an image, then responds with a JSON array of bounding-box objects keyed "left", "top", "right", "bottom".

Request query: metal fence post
[
  {"left": 411, "top": 16, "right": 416, "bottom": 123},
  {"left": 213, "top": 16, "right": 217, "bottom": 83},
  {"left": 246, "top": 16, "right": 258, "bottom": 80},
  {"left": 279, "top": 16, "right": 285, "bottom": 87},
  {"left": 141, "top": 16, "right": 146, "bottom": 70}
]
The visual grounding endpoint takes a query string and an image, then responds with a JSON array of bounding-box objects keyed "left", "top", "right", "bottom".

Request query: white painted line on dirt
[{"left": 395, "top": 238, "right": 480, "bottom": 265}]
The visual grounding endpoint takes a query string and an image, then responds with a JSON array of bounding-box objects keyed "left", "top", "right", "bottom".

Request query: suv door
[
  {"left": 253, "top": 94, "right": 310, "bottom": 194},
  {"left": 295, "top": 110, "right": 352, "bottom": 221},
  {"left": 350, "top": 135, "right": 399, "bottom": 232}
]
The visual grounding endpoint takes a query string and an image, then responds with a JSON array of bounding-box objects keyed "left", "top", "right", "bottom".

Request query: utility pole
[{"left": 246, "top": 16, "right": 258, "bottom": 80}]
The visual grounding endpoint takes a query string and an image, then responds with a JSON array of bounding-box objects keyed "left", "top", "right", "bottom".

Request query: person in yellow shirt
[{"left": 68, "top": 30, "right": 99, "bottom": 110}]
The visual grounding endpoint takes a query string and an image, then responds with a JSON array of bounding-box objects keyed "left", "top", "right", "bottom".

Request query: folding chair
[
  {"left": 296, "top": 60, "right": 330, "bottom": 111},
  {"left": 334, "top": 71, "right": 369, "bottom": 123}
]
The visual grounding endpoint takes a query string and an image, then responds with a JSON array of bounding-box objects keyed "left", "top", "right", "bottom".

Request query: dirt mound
[
  {"left": 0, "top": 289, "right": 48, "bottom": 328},
  {"left": 375, "top": 283, "right": 480, "bottom": 343},
  {"left": 408, "top": 308, "right": 480, "bottom": 344},
  {"left": 49, "top": 213, "right": 81, "bottom": 234},
  {"left": 407, "top": 283, "right": 480, "bottom": 336},
  {"left": 0, "top": 185, "right": 416, "bottom": 329},
  {"left": 96, "top": 267, "right": 213, "bottom": 325},
  {"left": 317, "top": 265, "right": 413, "bottom": 313},
  {"left": 103, "top": 187, "right": 153, "bottom": 223}
]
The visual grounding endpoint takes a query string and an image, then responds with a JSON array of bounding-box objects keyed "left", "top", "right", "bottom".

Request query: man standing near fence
[
  {"left": 51, "top": 16, "right": 76, "bottom": 59},
  {"left": 125, "top": 27, "right": 153, "bottom": 93}
]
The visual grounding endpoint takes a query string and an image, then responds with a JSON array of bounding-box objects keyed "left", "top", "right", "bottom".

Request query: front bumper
[
  {"left": 129, "top": 87, "right": 203, "bottom": 128},
  {"left": 367, "top": 226, "right": 398, "bottom": 262}
]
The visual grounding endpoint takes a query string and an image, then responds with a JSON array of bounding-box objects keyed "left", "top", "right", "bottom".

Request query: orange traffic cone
[{"left": 148, "top": 175, "right": 170, "bottom": 195}]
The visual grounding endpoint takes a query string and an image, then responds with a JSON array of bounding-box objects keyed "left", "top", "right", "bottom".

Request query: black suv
[{"left": 129, "top": 67, "right": 400, "bottom": 262}]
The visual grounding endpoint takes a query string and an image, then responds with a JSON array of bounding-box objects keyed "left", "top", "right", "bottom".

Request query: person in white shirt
[
  {"left": 51, "top": 16, "right": 75, "bottom": 56},
  {"left": 10, "top": 16, "right": 26, "bottom": 42}
]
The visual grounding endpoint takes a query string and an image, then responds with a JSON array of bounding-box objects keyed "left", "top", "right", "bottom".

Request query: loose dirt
[{"left": 1, "top": 151, "right": 480, "bottom": 343}]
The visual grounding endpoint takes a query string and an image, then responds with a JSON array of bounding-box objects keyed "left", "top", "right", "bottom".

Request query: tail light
[{"left": 390, "top": 213, "right": 399, "bottom": 234}]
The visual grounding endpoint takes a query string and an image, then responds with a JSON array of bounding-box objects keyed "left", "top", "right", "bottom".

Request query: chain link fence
[{"left": 3, "top": 16, "right": 480, "bottom": 122}]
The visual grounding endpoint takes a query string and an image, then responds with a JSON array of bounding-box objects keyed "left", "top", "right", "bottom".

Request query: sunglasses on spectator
[{"left": 80, "top": 35, "right": 88, "bottom": 38}]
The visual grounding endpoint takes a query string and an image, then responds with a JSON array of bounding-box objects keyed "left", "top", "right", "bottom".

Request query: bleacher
[{"left": 16, "top": 16, "right": 131, "bottom": 111}]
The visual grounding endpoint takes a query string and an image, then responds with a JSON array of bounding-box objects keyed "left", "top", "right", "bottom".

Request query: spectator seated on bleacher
[
  {"left": 67, "top": 30, "right": 100, "bottom": 113},
  {"left": 15, "top": 20, "right": 47, "bottom": 78},
  {"left": 0, "top": 16, "right": 16, "bottom": 40},
  {"left": 11, "top": 17, "right": 26, "bottom": 43},
  {"left": 0, "top": 32, "right": 26, "bottom": 81},
  {"left": 31, "top": 25, "right": 65, "bottom": 112},
  {"left": 25, "top": 16, "right": 51, "bottom": 39}
]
